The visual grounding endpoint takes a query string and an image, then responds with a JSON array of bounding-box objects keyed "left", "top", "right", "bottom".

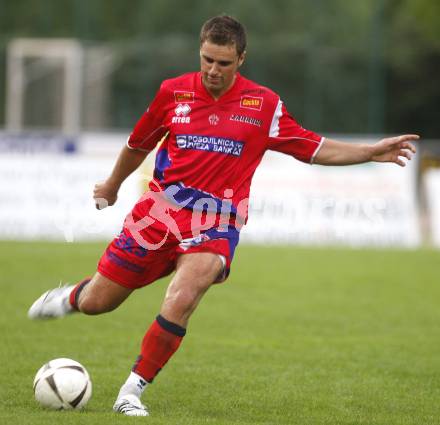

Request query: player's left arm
[{"left": 314, "top": 134, "right": 419, "bottom": 167}]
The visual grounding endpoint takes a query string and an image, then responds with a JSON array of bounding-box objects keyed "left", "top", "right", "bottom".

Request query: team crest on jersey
[
  {"left": 174, "top": 91, "right": 195, "bottom": 103},
  {"left": 209, "top": 114, "right": 220, "bottom": 126},
  {"left": 240, "top": 96, "right": 263, "bottom": 111},
  {"left": 172, "top": 103, "right": 191, "bottom": 124}
]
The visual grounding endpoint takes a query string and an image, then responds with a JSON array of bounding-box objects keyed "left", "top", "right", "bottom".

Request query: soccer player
[{"left": 28, "top": 15, "right": 418, "bottom": 416}]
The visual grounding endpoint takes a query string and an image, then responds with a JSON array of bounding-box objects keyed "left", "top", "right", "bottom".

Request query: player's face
[{"left": 200, "top": 41, "right": 245, "bottom": 99}]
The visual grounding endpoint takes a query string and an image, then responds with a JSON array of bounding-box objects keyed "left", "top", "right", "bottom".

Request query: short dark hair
[{"left": 200, "top": 15, "right": 247, "bottom": 56}]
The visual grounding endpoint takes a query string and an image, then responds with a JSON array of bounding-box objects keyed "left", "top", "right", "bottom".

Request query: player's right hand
[{"left": 93, "top": 180, "right": 119, "bottom": 210}]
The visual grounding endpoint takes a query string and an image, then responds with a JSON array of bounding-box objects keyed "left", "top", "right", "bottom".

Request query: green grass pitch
[{"left": 1, "top": 241, "right": 439, "bottom": 424}]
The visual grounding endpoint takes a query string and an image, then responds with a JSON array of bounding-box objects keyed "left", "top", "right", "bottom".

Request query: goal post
[{"left": 6, "top": 38, "right": 83, "bottom": 135}]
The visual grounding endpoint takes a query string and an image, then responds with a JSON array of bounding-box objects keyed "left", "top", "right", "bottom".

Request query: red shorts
[{"left": 98, "top": 191, "right": 240, "bottom": 289}]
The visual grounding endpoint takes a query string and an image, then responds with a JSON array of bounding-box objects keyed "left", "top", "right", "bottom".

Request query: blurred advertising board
[
  {"left": 0, "top": 132, "right": 143, "bottom": 241},
  {"left": 0, "top": 133, "right": 420, "bottom": 247},
  {"left": 241, "top": 143, "right": 420, "bottom": 248},
  {"left": 424, "top": 168, "right": 440, "bottom": 248}
]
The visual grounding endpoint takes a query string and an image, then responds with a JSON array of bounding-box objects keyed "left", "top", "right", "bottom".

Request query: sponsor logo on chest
[
  {"left": 176, "top": 134, "right": 244, "bottom": 157},
  {"left": 174, "top": 91, "right": 195, "bottom": 103},
  {"left": 230, "top": 114, "right": 262, "bottom": 127},
  {"left": 240, "top": 96, "right": 263, "bottom": 111},
  {"left": 172, "top": 103, "right": 191, "bottom": 124}
]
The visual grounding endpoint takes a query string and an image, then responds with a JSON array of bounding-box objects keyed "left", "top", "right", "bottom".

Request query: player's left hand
[{"left": 371, "top": 134, "right": 419, "bottom": 167}]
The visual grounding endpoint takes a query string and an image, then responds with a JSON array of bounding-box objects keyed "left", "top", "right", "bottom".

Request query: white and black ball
[{"left": 33, "top": 358, "right": 92, "bottom": 410}]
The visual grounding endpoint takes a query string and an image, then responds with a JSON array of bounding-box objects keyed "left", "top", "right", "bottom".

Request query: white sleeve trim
[
  {"left": 310, "top": 137, "right": 326, "bottom": 164},
  {"left": 269, "top": 99, "right": 283, "bottom": 137},
  {"left": 126, "top": 137, "right": 151, "bottom": 153}
]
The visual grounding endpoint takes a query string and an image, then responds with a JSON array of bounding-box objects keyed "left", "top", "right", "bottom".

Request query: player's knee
[
  {"left": 176, "top": 289, "right": 197, "bottom": 309},
  {"left": 168, "top": 286, "right": 206, "bottom": 315}
]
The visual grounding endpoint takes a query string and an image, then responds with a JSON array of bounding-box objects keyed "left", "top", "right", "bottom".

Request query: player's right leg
[{"left": 27, "top": 272, "right": 133, "bottom": 319}]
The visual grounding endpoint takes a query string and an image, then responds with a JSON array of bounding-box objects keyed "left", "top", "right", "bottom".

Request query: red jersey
[{"left": 127, "top": 72, "right": 323, "bottom": 221}]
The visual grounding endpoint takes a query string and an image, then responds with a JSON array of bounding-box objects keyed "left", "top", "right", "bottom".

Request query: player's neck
[{"left": 204, "top": 74, "right": 238, "bottom": 100}]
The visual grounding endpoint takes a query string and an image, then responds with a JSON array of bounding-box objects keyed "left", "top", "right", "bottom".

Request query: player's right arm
[
  {"left": 94, "top": 146, "right": 149, "bottom": 209},
  {"left": 94, "top": 83, "right": 169, "bottom": 209}
]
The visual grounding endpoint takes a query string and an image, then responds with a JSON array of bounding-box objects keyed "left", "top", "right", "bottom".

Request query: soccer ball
[{"left": 33, "top": 358, "right": 92, "bottom": 410}]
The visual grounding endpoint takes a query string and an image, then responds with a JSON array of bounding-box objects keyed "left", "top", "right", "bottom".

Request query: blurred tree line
[{"left": 0, "top": 0, "right": 438, "bottom": 136}]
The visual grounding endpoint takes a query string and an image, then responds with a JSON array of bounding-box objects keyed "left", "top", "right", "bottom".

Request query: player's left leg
[
  {"left": 113, "top": 252, "right": 223, "bottom": 416},
  {"left": 28, "top": 224, "right": 169, "bottom": 320},
  {"left": 27, "top": 272, "right": 133, "bottom": 319},
  {"left": 72, "top": 272, "right": 133, "bottom": 314}
]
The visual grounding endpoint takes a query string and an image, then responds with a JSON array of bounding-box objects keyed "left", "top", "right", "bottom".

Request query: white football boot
[
  {"left": 113, "top": 394, "right": 149, "bottom": 416},
  {"left": 27, "top": 285, "right": 75, "bottom": 319}
]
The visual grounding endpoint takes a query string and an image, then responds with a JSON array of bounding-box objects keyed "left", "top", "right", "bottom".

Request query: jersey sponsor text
[
  {"left": 230, "top": 114, "right": 262, "bottom": 127},
  {"left": 176, "top": 134, "right": 244, "bottom": 157},
  {"left": 240, "top": 96, "right": 263, "bottom": 111},
  {"left": 174, "top": 91, "right": 195, "bottom": 103}
]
